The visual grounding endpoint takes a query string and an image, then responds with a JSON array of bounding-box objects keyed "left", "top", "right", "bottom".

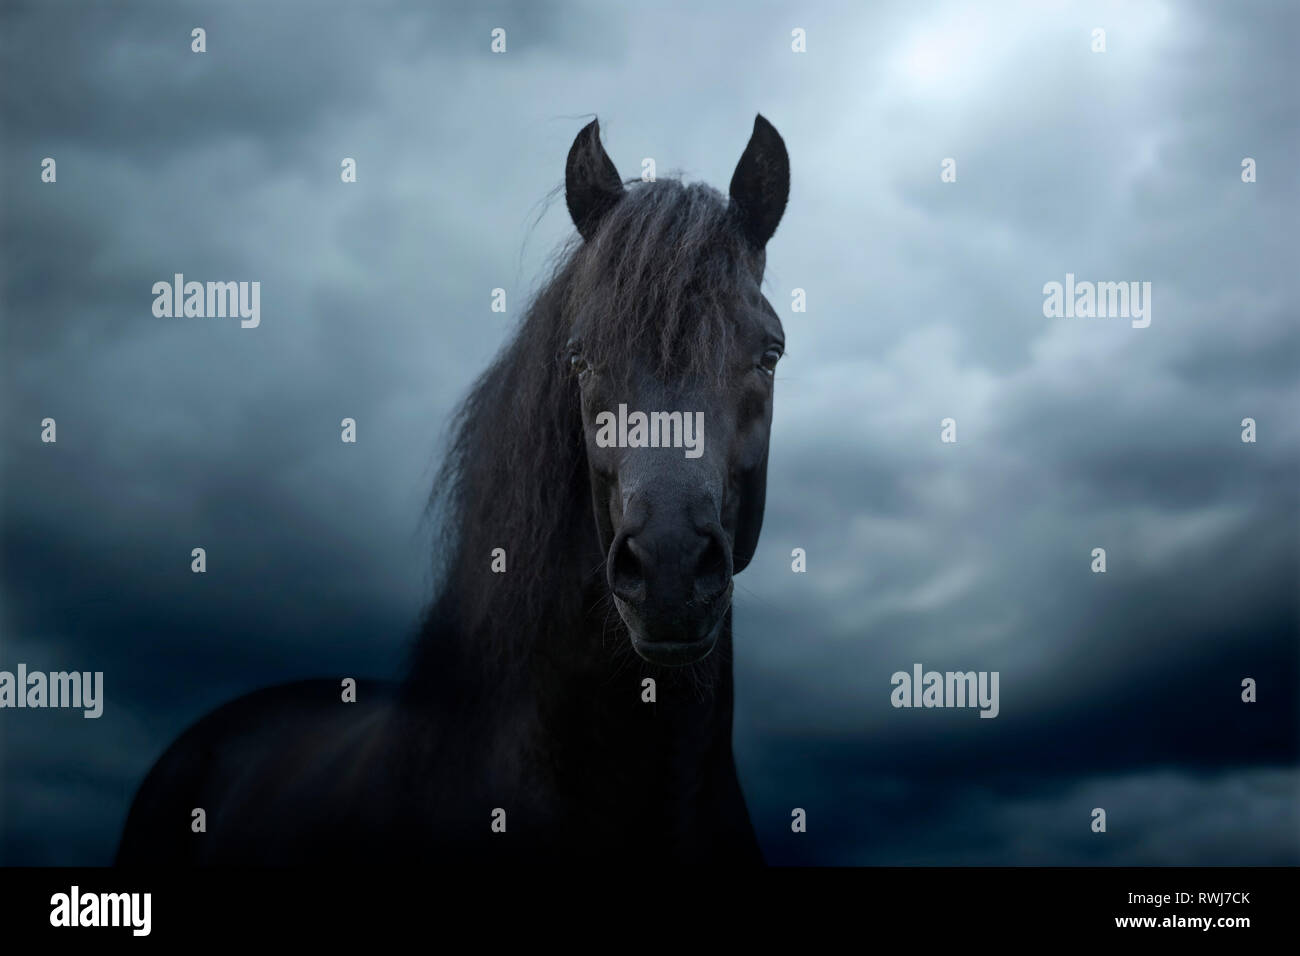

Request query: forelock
[{"left": 565, "top": 179, "right": 755, "bottom": 387}]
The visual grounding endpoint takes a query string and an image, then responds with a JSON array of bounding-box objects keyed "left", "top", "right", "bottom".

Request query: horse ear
[
  {"left": 728, "top": 114, "right": 789, "bottom": 249},
  {"left": 565, "top": 119, "right": 625, "bottom": 241}
]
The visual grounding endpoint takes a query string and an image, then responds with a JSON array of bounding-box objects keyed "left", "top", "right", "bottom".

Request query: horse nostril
[
  {"left": 609, "top": 534, "right": 647, "bottom": 603},
  {"left": 693, "top": 531, "right": 731, "bottom": 605}
]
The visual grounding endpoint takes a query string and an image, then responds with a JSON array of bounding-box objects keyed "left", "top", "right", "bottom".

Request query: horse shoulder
[{"left": 117, "top": 678, "right": 398, "bottom": 864}]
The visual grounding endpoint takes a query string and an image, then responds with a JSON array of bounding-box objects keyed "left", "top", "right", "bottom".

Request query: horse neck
[
  {"left": 517, "top": 502, "right": 738, "bottom": 792},
  {"left": 429, "top": 480, "right": 736, "bottom": 792},
  {"left": 527, "top": 614, "right": 737, "bottom": 820}
]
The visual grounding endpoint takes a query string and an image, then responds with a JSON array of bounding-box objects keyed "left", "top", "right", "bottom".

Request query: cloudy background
[{"left": 2, "top": 0, "right": 1296, "bottom": 865}]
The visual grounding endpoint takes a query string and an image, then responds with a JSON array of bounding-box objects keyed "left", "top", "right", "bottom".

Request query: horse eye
[
  {"left": 759, "top": 348, "right": 782, "bottom": 374},
  {"left": 568, "top": 351, "right": 589, "bottom": 375}
]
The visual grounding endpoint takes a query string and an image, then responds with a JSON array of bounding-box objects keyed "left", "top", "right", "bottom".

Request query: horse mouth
[
  {"left": 620, "top": 601, "right": 728, "bottom": 666},
  {"left": 628, "top": 631, "right": 719, "bottom": 666}
]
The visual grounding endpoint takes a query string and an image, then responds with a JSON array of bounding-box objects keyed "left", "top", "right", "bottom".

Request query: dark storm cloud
[
  {"left": 742, "top": 756, "right": 1299, "bottom": 865},
  {"left": 2, "top": 0, "right": 1297, "bottom": 864},
  {"left": 0, "top": 0, "right": 590, "bottom": 151}
]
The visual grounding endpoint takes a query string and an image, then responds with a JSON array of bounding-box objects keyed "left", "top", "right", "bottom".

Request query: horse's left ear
[
  {"left": 729, "top": 114, "right": 789, "bottom": 249},
  {"left": 566, "top": 119, "right": 625, "bottom": 241}
]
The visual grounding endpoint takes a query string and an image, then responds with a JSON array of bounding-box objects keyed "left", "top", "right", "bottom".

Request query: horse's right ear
[{"left": 565, "top": 119, "right": 625, "bottom": 241}]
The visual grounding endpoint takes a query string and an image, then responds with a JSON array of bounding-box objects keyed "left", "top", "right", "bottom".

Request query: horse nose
[
  {"left": 609, "top": 530, "right": 648, "bottom": 605},
  {"left": 691, "top": 528, "right": 730, "bottom": 604},
  {"left": 608, "top": 522, "right": 732, "bottom": 617}
]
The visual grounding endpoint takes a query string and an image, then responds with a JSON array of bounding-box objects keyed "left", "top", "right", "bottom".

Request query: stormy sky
[{"left": 2, "top": 0, "right": 1296, "bottom": 865}]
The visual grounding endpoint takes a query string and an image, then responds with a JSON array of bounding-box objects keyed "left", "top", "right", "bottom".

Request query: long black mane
[{"left": 406, "top": 177, "right": 751, "bottom": 698}]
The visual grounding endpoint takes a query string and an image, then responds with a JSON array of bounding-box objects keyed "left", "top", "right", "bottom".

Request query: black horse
[{"left": 117, "top": 115, "right": 790, "bottom": 865}]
